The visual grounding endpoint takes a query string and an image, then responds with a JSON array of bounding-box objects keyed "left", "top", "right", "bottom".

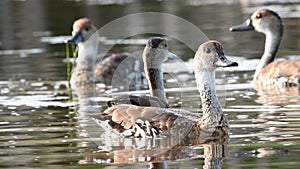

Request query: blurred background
[{"left": 1, "top": 0, "right": 300, "bottom": 80}]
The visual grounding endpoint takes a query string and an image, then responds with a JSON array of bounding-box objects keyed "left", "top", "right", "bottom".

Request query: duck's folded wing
[
  {"left": 107, "top": 94, "right": 169, "bottom": 108},
  {"left": 101, "top": 105, "right": 195, "bottom": 138},
  {"left": 94, "top": 53, "right": 143, "bottom": 85}
]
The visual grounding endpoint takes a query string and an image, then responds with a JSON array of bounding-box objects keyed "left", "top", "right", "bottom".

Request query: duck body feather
[
  {"left": 101, "top": 104, "right": 228, "bottom": 138},
  {"left": 255, "top": 58, "right": 300, "bottom": 87},
  {"left": 94, "top": 53, "right": 143, "bottom": 85}
]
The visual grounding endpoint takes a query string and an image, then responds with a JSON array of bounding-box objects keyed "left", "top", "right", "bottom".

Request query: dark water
[{"left": 1, "top": 0, "right": 300, "bottom": 168}]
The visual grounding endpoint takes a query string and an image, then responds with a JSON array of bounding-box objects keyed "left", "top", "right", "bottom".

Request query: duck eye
[
  {"left": 256, "top": 14, "right": 262, "bottom": 19},
  {"left": 85, "top": 27, "right": 90, "bottom": 31},
  {"left": 204, "top": 48, "right": 211, "bottom": 54},
  {"left": 159, "top": 44, "right": 167, "bottom": 49}
]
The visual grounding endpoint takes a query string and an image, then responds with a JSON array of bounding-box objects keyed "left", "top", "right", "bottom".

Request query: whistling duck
[
  {"left": 230, "top": 9, "right": 300, "bottom": 87},
  {"left": 66, "top": 18, "right": 144, "bottom": 89},
  {"left": 108, "top": 37, "right": 176, "bottom": 108},
  {"left": 100, "top": 40, "right": 238, "bottom": 138},
  {"left": 66, "top": 18, "right": 175, "bottom": 107}
]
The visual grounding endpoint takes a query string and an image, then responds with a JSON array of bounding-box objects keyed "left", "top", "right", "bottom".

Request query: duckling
[
  {"left": 230, "top": 9, "right": 300, "bottom": 87},
  {"left": 99, "top": 40, "right": 238, "bottom": 138},
  {"left": 66, "top": 18, "right": 143, "bottom": 89}
]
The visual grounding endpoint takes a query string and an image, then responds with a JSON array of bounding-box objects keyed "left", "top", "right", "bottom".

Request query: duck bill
[
  {"left": 167, "top": 52, "right": 177, "bottom": 60},
  {"left": 64, "top": 31, "right": 84, "bottom": 44},
  {"left": 229, "top": 19, "right": 254, "bottom": 32},
  {"left": 214, "top": 54, "right": 238, "bottom": 67}
]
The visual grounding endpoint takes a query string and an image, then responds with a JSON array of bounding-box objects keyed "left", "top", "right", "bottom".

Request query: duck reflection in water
[{"left": 78, "top": 140, "right": 228, "bottom": 169}]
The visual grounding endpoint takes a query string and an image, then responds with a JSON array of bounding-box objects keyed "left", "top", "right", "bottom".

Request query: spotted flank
[
  {"left": 99, "top": 105, "right": 181, "bottom": 138},
  {"left": 122, "top": 119, "right": 160, "bottom": 138},
  {"left": 258, "top": 76, "right": 299, "bottom": 88},
  {"left": 93, "top": 117, "right": 160, "bottom": 138}
]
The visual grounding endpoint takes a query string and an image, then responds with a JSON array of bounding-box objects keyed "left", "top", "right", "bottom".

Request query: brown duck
[
  {"left": 230, "top": 9, "right": 300, "bottom": 87},
  {"left": 99, "top": 40, "right": 238, "bottom": 138}
]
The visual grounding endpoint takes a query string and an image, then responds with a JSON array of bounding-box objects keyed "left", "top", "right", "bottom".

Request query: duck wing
[
  {"left": 100, "top": 104, "right": 196, "bottom": 138},
  {"left": 107, "top": 94, "right": 170, "bottom": 108},
  {"left": 94, "top": 53, "right": 144, "bottom": 85}
]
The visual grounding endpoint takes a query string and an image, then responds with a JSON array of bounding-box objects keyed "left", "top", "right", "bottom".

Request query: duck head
[
  {"left": 65, "top": 18, "right": 97, "bottom": 44},
  {"left": 194, "top": 40, "right": 238, "bottom": 71},
  {"left": 143, "top": 37, "right": 177, "bottom": 68},
  {"left": 229, "top": 9, "right": 283, "bottom": 35}
]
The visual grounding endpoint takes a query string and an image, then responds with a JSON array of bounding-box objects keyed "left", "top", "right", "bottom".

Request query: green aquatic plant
[{"left": 65, "top": 43, "right": 78, "bottom": 100}]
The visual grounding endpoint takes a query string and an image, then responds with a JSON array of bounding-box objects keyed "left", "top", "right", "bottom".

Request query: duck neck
[
  {"left": 71, "top": 34, "right": 99, "bottom": 90},
  {"left": 145, "top": 66, "right": 167, "bottom": 103},
  {"left": 195, "top": 69, "right": 223, "bottom": 118},
  {"left": 254, "top": 26, "right": 283, "bottom": 79},
  {"left": 75, "top": 34, "right": 99, "bottom": 71}
]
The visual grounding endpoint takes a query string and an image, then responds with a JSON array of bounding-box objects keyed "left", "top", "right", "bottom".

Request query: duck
[
  {"left": 66, "top": 18, "right": 175, "bottom": 107},
  {"left": 108, "top": 37, "right": 177, "bottom": 108},
  {"left": 65, "top": 18, "right": 144, "bottom": 89},
  {"left": 230, "top": 9, "right": 300, "bottom": 87},
  {"left": 98, "top": 40, "right": 238, "bottom": 138}
]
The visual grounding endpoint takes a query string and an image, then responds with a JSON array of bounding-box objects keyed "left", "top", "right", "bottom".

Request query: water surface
[{"left": 1, "top": 0, "right": 300, "bottom": 168}]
